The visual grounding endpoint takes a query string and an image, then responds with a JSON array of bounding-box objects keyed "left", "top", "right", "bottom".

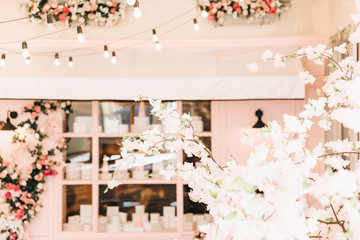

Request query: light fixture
[
  {"left": 111, "top": 51, "right": 117, "bottom": 64},
  {"left": 193, "top": 18, "right": 200, "bottom": 31},
  {"left": 252, "top": 109, "right": 267, "bottom": 128},
  {"left": 103, "top": 45, "right": 110, "bottom": 58},
  {"left": 133, "top": 0, "right": 142, "bottom": 18},
  {"left": 126, "top": 0, "right": 136, "bottom": 5},
  {"left": 68, "top": 56, "right": 73, "bottom": 67},
  {"left": 21, "top": 41, "right": 30, "bottom": 58},
  {"left": 54, "top": 53, "right": 60, "bottom": 66},
  {"left": 200, "top": 6, "right": 208, "bottom": 18},
  {"left": 25, "top": 56, "right": 30, "bottom": 65},
  {"left": 1, "top": 110, "right": 18, "bottom": 131},
  {"left": 0, "top": 54, "right": 5, "bottom": 66},
  {"left": 155, "top": 41, "right": 161, "bottom": 51},
  {"left": 152, "top": 29, "right": 159, "bottom": 42},
  {"left": 46, "top": 13, "right": 55, "bottom": 32},
  {"left": 77, "top": 26, "right": 85, "bottom": 43}
]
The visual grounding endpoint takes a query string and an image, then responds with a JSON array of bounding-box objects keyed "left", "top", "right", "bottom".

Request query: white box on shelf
[
  {"left": 141, "top": 212, "right": 149, "bottom": 224},
  {"left": 163, "top": 206, "right": 176, "bottom": 218},
  {"left": 118, "top": 124, "right": 129, "bottom": 133},
  {"left": 74, "top": 116, "right": 92, "bottom": 132},
  {"left": 98, "top": 224, "right": 106, "bottom": 232},
  {"left": 131, "top": 124, "right": 149, "bottom": 133},
  {"left": 81, "top": 163, "right": 92, "bottom": 180},
  {"left": 123, "top": 222, "right": 135, "bottom": 232},
  {"left": 132, "top": 170, "right": 149, "bottom": 179},
  {"left": 161, "top": 118, "right": 177, "bottom": 133},
  {"left": 169, "top": 216, "right": 177, "bottom": 229},
  {"left": 204, "top": 213, "right": 212, "bottom": 222},
  {"left": 106, "top": 206, "right": 119, "bottom": 217},
  {"left": 193, "top": 214, "right": 205, "bottom": 222},
  {"left": 150, "top": 213, "right": 160, "bottom": 223},
  {"left": 80, "top": 205, "right": 92, "bottom": 217},
  {"left": 106, "top": 223, "right": 122, "bottom": 232},
  {"left": 119, "top": 212, "right": 127, "bottom": 223},
  {"left": 162, "top": 217, "right": 169, "bottom": 229},
  {"left": 144, "top": 222, "right": 162, "bottom": 232},
  {"left": 191, "top": 116, "right": 204, "bottom": 133},
  {"left": 150, "top": 124, "right": 162, "bottom": 131},
  {"left": 104, "top": 118, "right": 119, "bottom": 133},
  {"left": 73, "top": 122, "right": 87, "bottom": 133},
  {"left": 63, "top": 223, "right": 82, "bottom": 232},
  {"left": 80, "top": 216, "right": 92, "bottom": 224},
  {"left": 183, "top": 213, "right": 193, "bottom": 222},
  {"left": 82, "top": 224, "right": 92, "bottom": 232},
  {"left": 183, "top": 221, "right": 196, "bottom": 232},
  {"left": 134, "top": 116, "right": 150, "bottom": 126},
  {"left": 115, "top": 171, "right": 130, "bottom": 180},
  {"left": 196, "top": 219, "right": 209, "bottom": 227},
  {"left": 135, "top": 205, "right": 145, "bottom": 214},
  {"left": 99, "top": 173, "right": 112, "bottom": 180},
  {"left": 98, "top": 215, "right": 107, "bottom": 225},
  {"left": 65, "top": 163, "right": 82, "bottom": 180},
  {"left": 108, "top": 215, "right": 120, "bottom": 224},
  {"left": 68, "top": 215, "right": 80, "bottom": 224}
]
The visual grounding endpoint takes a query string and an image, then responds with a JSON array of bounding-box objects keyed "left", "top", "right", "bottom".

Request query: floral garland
[
  {"left": 199, "top": 0, "right": 290, "bottom": 24},
  {"left": 0, "top": 100, "right": 70, "bottom": 239},
  {"left": 18, "top": 0, "right": 125, "bottom": 26}
]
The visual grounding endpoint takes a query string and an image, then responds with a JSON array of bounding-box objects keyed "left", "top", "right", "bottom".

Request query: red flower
[
  {"left": 112, "top": 1, "right": 117, "bottom": 7},
  {"left": 232, "top": 3, "right": 239, "bottom": 10},
  {"left": 16, "top": 209, "right": 24, "bottom": 219},
  {"left": 5, "top": 192, "right": 11, "bottom": 199},
  {"left": 207, "top": 15, "right": 215, "bottom": 21},
  {"left": 59, "top": 14, "right": 67, "bottom": 21},
  {"left": 110, "top": 8, "right": 116, "bottom": 14},
  {"left": 44, "top": 170, "right": 51, "bottom": 176},
  {"left": 62, "top": 7, "right": 70, "bottom": 14},
  {"left": 40, "top": 154, "right": 47, "bottom": 160},
  {"left": 265, "top": 0, "right": 272, "bottom": 5},
  {"left": 51, "top": 170, "right": 58, "bottom": 176},
  {"left": 269, "top": 7, "right": 276, "bottom": 14},
  {"left": 13, "top": 185, "right": 20, "bottom": 192},
  {"left": 236, "top": 7, "right": 242, "bottom": 14},
  {"left": 6, "top": 183, "right": 13, "bottom": 190}
]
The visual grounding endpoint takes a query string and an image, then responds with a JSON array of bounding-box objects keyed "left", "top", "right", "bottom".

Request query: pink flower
[
  {"left": 51, "top": 170, "right": 58, "bottom": 176},
  {"left": 0, "top": 171, "right": 7, "bottom": 178},
  {"left": 14, "top": 185, "right": 20, "bottom": 192},
  {"left": 112, "top": 1, "right": 117, "bottom": 7},
  {"left": 34, "top": 106, "right": 41, "bottom": 112},
  {"left": 16, "top": 209, "right": 24, "bottom": 219},
  {"left": 34, "top": 173, "right": 43, "bottom": 181},
  {"left": 2, "top": 161, "right": 9, "bottom": 167},
  {"left": 59, "top": 14, "right": 66, "bottom": 21},
  {"left": 40, "top": 154, "right": 47, "bottom": 160},
  {"left": 45, "top": 103, "right": 51, "bottom": 109},
  {"left": 6, "top": 183, "right": 13, "bottom": 190},
  {"left": 110, "top": 8, "right": 116, "bottom": 14},
  {"left": 44, "top": 170, "right": 51, "bottom": 176},
  {"left": 5, "top": 192, "right": 11, "bottom": 199},
  {"left": 32, "top": 112, "right": 39, "bottom": 118}
]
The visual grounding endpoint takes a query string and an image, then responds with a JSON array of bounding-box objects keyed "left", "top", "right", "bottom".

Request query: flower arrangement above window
[
  {"left": 198, "top": 0, "right": 291, "bottom": 25},
  {"left": 18, "top": 0, "right": 125, "bottom": 26}
]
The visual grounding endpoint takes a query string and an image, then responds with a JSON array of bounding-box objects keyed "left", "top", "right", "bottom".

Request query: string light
[
  {"left": 200, "top": 6, "right": 208, "bottom": 18},
  {"left": 133, "top": 0, "right": 142, "bottom": 19},
  {"left": 54, "top": 53, "right": 60, "bottom": 66},
  {"left": 152, "top": 29, "right": 159, "bottom": 42},
  {"left": 155, "top": 41, "right": 161, "bottom": 51},
  {"left": 77, "top": 26, "right": 85, "bottom": 43},
  {"left": 126, "top": 0, "right": 136, "bottom": 5},
  {"left": 68, "top": 56, "right": 73, "bottom": 67},
  {"left": 103, "top": 45, "right": 110, "bottom": 58},
  {"left": 21, "top": 41, "right": 30, "bottom": 58},
  {"left": 111, "top": 51, "right": 117, "bottom": 64},
  {"left": 46, "top": 13, "right": 55, "bottom": 32},
  {"left": 193, "top": 18, "right": 200, "bottom": 31},
  {"left": 0, "top": 54, "right": 5, "bottom": 66},
  {"left": 25, "top": 56, "right": 30, "bottom": 65}
]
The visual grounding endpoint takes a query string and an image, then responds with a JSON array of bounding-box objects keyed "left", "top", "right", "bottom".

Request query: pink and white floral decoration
[
  {"left": 0, "top": 100, "right": 69, "bottom": 240},
  {"left": 108, "top": 1, "right": 360, "bottom": 239}
]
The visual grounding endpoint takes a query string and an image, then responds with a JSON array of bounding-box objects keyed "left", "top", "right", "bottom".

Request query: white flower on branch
[{"left": 246, "top": 63, "right": 259, "bottom": 73}]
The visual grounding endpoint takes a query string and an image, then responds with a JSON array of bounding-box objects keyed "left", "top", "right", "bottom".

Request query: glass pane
[
  {"left": 183, "top": 185, "right": 211, "bottom": 232},
  {"left": 182, "top": 101, "right": 211, "bottom": 132},
  {"left": 99, "top": 138, "right": 177, "bottom": 180},
  {"left": 64, "top": 138, "right": 92, "bottom": 180},
  {"left": 99, "top": 101, "right": 177, "bottom": 133},
  {"left": 65, "top": 101, "right": 92, "bottom": 133},
  {"left": 63, "top": 185, "right": 92, "bottom": 232},
  {"left": 98, "top": 184, "right": 177, "bottom": 232},
  {"left": 184, "top": 137, "right": 211, "bottom": 166}
]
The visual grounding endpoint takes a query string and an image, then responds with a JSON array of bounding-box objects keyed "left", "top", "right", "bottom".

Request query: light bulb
[
  {"left": 25, "top": 57, "right": 30, "bottom": 65},
  {"left": 126, "top": 0, "right": 136, "bottom": 5},
  {"left": 68, "top": 57, "right": 73, "bottom": 67},
  {"left": 54, "top": 53, "right": 60, "bottom": 66},
  {"left": 155, "top": 41, "right": 161, "bottom": 51},
  {"left": 21, "top": 41, "right": 30, "bottom": 58},
  {"left": 103, "top": 45, "right": 110, "bottom": 58},
  {"left": 0, "top": 54, "right": 5, "bottom": 66},
  {"left": 152, "top": 29, "right": 159, "bottom": 42},
  {"left": 193, "top": 18, "right": 200, "bottom": 31},
  {"left": 47, "top": 13, "right": 55, "bottom": 32},
  {"left": 111, "top": 51, "right": 117, "bottom": 64},
  {"left": 77, "top": 26, "right": 85, "bottom": 43},
  {"left": 133, "top": 1, "right": 142, "bottom": 18},
  {"left": 200, "top": 6, "right": 208, "bottom": 18}
]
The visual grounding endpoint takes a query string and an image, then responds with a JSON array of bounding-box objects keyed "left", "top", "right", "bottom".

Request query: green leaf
[
  {"left": 215, "top": 179, "right": 223, "bottom": 186},
  {"left": 189, "top": 198, "right": 198, "bottom": 203},
  {"left": 333, "top": 86, "right": 340, "bottom": 92},
  {"left": 103, "top": 187, "right": 109, "bottom": 194},
  {"left": 232, "top": 176, "right": 243, "bottom": 185},
  {"left": 242, "top": 183, "right": 256, "bottom": 194},
  {"left": 209, "top": 189, "right": 218, "bottom": 199},
  {"left": 317, "top": 88, "right": 321, "bottom": 97},
  {"left": 325, "top": 217, "right": 334, "bottom": 222},
  {"left": 225, "top": 211, "right": 237, "bottom": 220},
  {"left": 259, "top": 127, "right": 270, "bottom": 133}
]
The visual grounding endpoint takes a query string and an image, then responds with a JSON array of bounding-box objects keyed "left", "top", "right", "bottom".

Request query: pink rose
[
  {"left": 40, "top": 154, "right": 47, "bottom": 160},
  {"left": 44, "top": 170, "right": 51, "bottom": 176},
  {"left": 5, "top": 192, "right": 11, "bottom": 199},
  {"left": 45, "top": 103, "right": 51, "bottom": 109},
  {"left": 6, "top": 183, "right": 13, "bottom": 190},
  {"left": 34, "top": 106, "right": 41, "bottom": 112},
  {"left": 0, "top": 171, "right": 7, "bottom": 178},
  {"left": 32, "top": 112, "right": 38, "bottom": 118},
  {"left": 13, "top": 185, "right": 20, "bottom": 191},
  {"left": 2, "top": 161, "right": 9, "bottom": 167}
]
